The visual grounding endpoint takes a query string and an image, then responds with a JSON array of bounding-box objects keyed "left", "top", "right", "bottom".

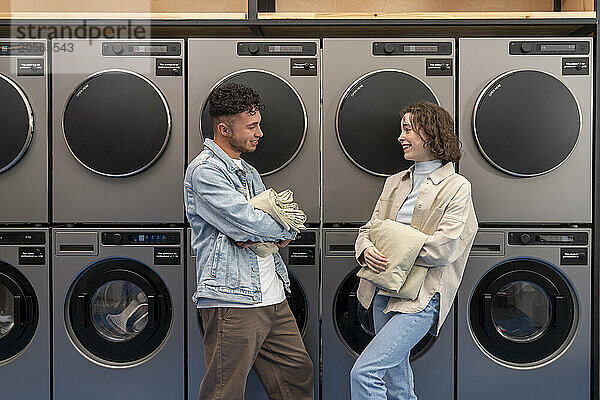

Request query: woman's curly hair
[
  {"left": 208, "top": 82, "right": 264, "bottom": 121},
  {"left": 400, "top": 102, "right": 461, "bottom": 164}
]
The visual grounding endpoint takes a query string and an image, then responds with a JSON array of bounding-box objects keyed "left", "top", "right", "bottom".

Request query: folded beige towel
[
  {"left": 357, "top": 218, "right": 429, "bottom": 300},
  {"left": 248, "top": 189, "right": 307, "bottom": 258}
]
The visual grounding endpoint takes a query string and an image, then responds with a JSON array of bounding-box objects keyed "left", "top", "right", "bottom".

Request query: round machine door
[
  {"left": 0, "top": 261, "right": 38, "bottom": 365},
  {"left": 66, "top": 258, "right": 172, "bottom": 366},
  {"left": 0, "top": 73, "right": 34, "bottom": 174},
  {"left": 473, "top": 70, "right": 580, "bottom": 177},
  {"left": 336, "top": 70, "right": 439, "bottom": 177},
  {"left": 285, "top": 270, "right": 308, "bottom": 336},
  {"left": 195, "top": 270, "right": 308, "bottom": 336},
  {"left": 63, "top": 69, "right": 171, "bottom": 177},
  {"left": 334, "top": 266, "right": 436, "bottom": 361},
  {"left": 468, "top": 258, "right": 577, "bottom": 368},
  {"left": 200, "top": 70, "right": 307, "bottom": 176}
]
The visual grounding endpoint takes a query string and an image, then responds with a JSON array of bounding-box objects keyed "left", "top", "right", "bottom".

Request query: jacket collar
[
  {"left": 204, "top": 138, "right": 251, "bottom": 173},
  {"left": 401, "top": 161, "right": 455, "bottom": 185}
]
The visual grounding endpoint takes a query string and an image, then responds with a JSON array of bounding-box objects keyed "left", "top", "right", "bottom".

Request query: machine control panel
[
  {"left": 373, "top": 42, "right": 452, "bottom": 56},
  {"left": 154, "top": 247, "right": 181, "bottom": 265},
  {"left": 102, "top": 42, "right": 182, "bottom": 56},
  {"left": 19, "top": 247, "right": 45, "bottom": 265},
  {"left": 237, "top": 42, "right": 317, "bottom": 56},
  {"left": 0, "top": 42, "right": 45, "bottom": 56},
  {"left": 288, "top": 248, "right": 315, "bottom": 265},
  {"left": 426, "top": 59, "right": 453, "bottom": 76},
  {"left": 509, "top": 41, "right": 589, "bottom": 55},
  {"left": 560, "top": 248, "right": 587, "bottom": 265},
  {"left": 17, "top": 59, "right": 44, "bottom": 76},
  {"left": 156, "top": 58, "right": 182, "bottom": 76},
  {"left": 508, "top": 232, "right": 588, "bottom": 246},
  {"left": 0, "top": 232, "right": 45, "bottom": 245},
  {"left": 101, "top": 232, "right": 181, "bottom": 245},
  {"left": 290, "top": 58, "right": 317, "bottom": 76},
  {"left": 285, "top": 230, "right": 317, "bottom": 266},
  {"left": 562, "top": 57, "right": 589, "bottom": 75},
  {"left": 292, "top": 231, "right": 316, "bottom": 245}
]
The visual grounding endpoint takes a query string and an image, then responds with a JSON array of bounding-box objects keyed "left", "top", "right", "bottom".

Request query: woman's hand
[{"left": 364, "top": 246, "right": 388, "bottom": 273}]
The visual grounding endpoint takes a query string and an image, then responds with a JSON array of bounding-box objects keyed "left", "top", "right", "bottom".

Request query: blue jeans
[{"left": 350, "top": 293, "right": 440, "bottom": 400}]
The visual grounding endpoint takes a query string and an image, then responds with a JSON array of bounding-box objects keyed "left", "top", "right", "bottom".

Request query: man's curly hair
[
  {"left": 400, "top": 101, "right": 461, "bottom": 164},
  {"left": 208, "top": 82, "right": 264, "bottom": 122}
]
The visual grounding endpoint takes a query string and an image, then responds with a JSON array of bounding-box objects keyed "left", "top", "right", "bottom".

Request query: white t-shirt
[{"left": 196, "top": 157, "right": 285, "bottom": 308}]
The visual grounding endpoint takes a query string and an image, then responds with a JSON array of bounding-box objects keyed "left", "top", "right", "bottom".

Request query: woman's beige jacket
[{"left": 355, "top": 162, "right": 478, "bottom": 335}]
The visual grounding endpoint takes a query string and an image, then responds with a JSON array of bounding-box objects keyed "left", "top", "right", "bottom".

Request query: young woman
[{"left": 350, "top": 101, "right": 478, "bottom": 400}]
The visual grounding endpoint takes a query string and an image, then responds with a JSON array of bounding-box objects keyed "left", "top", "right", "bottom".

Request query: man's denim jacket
[{"left": 184, "top": 139, "right": 296, "bottom": 304}]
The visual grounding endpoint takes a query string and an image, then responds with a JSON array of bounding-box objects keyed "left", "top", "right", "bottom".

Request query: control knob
[
  {"left": 112, "top": 233, "right": 122, "bottom": 244},
  {"left": 112, "top": 44, "right": 124, "bottom": 55},
  {"left": 519, "top": 233, "right": 531, "bottom": 244},
  {"left": 383, "top": 43, "right": 395, "bottom": 54},
  {"left": 520, "top": 43, "right": 532, "bottom": 53},
  {"left": 248, "top": 43, "right": 259, "bottom": 54}
]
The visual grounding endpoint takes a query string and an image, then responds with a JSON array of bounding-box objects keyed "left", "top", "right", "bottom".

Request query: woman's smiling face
[{"left": 398, "top": 112, "right": 435, "bottom": 162}]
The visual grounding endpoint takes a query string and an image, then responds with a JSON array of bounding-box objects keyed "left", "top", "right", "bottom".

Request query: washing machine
[
  {"left": 187, "top": 38, "right": 320, "bottom": 224},
  {"left": 186, "top": 228, "right": 320, "bottom": 399},
  {"left": 322, "top": 38, "right": 455, "bottom": 224},
  {"left": 458, "top": 38, "right": 592, "bottom": 224},
  {"left": 52, "top": 39, "right": 184, "bottom": 223},
  {"left": 52, "top": 228, "right": 184, "bottom": 399},
  {"left": 458, "top": 228, "right": 590, "bottom": 399},
  {"left": 322, "top": 228, "right": 454, "bottom": 399},
  {"left": 0, "top": 40, "right": 48, "bottom": 223},
  {"left": 0, "top": 228, "right": 49, "bottom": 399}
]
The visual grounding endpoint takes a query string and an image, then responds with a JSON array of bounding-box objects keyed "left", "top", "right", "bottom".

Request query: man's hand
[
  {"left": 364, "top": 246, "right": 388, "bottom": 274},
  {"left": 276, "top": 239, "right": 292, "bottom": 248},
  {"left": 235, "top": 240, "right": 257, "bottom": 248}
]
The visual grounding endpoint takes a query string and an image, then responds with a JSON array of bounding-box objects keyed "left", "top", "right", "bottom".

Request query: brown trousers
[{"left": 198, "top": 299, "right": 314, "bottom": 400}]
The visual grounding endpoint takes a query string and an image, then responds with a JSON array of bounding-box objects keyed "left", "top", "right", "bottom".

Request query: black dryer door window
[
  {"left": 473, "top": 70, "right": 580, "bottom": 177},
  {"left": 0, "top": 74, "right": 33, "bottom": 173},
  {"left": 200, "top": 70, "right": 307, "bottom": 176},
  {"left": 336, "top": 70, "right": 438, "bottom": 177},
  {"left": 469, "top": 258, "right": 577, "bottom": 367},
  {"left": 63, "top": 70, "right": 171, "bottom": 177},
  {"left": 334, "top": 266, "right": 436, "bottom": 360},
  {"left": 66, "top": 258, "right": 172, "bottom": 365},
  {"left": 0, "top": 261, "right": 38, "bottom": 364}
]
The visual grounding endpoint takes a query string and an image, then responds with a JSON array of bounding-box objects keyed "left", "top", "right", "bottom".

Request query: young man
[{"left": 184, "top": 83, "right": 314, "bottom": 400}]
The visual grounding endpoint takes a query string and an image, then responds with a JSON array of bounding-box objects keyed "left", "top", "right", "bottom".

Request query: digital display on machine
[
  {"left": 132, "top": 45, "right": 168, "bottom": 53},
  {"left": 129, "top": 234, "right": 169, "bottom": 242},
  {"left": 268, "top": 45, "right": 303, "bottom": 53},
  {"left": 1, "top": 44, "right": 24, "bottom": 52},
  {"left": 540, "top": 44, "right": 576, "bottom": 52},
  {"left": 539, "top": 234, "right": 574, "bottom": 242},
  {"left": 403, "top": 45, "right": 438, "bottom": 52}
]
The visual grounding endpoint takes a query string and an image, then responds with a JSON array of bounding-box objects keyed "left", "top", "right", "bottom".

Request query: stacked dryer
[
  {"left": 321, "top": 38, "right": 456, "bottom": 400},
  {"left": 51, "top": 39, "right": 186, "bottom": 399},
  {"left": 52, "top": 39, "right": 185, "bottom": 224},
  {"left": 0, "top": 39, "right": 48, "bottom": 224},
  {"left": 186, "top": 38, "right": 321, "bottom": 399},
  {"left": 458, "top": 38, "right": 592, "bottom": 399}
]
